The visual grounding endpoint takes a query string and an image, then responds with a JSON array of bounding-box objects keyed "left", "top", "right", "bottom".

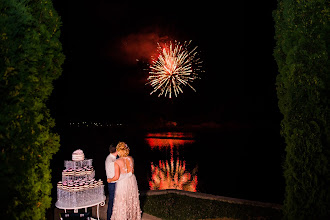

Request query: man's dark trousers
[{"left": 107, "top": 182, "right": 116, "bottom": 220}]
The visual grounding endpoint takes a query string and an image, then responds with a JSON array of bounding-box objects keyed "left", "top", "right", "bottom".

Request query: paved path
[
  {"left": 142, "top": 212, "right": 162, "bottom": 220},
  {"left": 90, "top": 213, "right": 161, "bottom": 220}
]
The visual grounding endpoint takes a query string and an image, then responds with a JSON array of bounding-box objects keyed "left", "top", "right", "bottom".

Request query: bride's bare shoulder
[
  {"left": 127, "top": 156, "right": 134, "bottom": 162},
  {"left": 116, "top": 156, "right": 133, "bottom": 163},
  {"left": 115, "top": 158, "right": 124, "bottom": 164}
]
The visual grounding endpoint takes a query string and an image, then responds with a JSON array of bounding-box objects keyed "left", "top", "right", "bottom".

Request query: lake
[{"left": 51, "top": 123, "right": 284, "bottom": 204}]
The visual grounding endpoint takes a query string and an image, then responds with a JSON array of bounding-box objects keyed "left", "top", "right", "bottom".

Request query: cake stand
[{"left": 55, "top": 195, "right": 106, "bottom": 220}]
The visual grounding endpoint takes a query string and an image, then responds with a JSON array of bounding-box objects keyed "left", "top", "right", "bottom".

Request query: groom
[{"left": 105, "top": 144, "right": 118, "bottom": 220}]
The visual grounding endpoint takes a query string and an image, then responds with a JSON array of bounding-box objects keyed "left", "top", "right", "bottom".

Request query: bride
[{"left": 107, "top": 142, "right": 141, "bottom": 220}]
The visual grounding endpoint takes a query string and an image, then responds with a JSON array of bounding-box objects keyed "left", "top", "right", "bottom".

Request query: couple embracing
[{"left": 105, "top": 142, "right": 141, "bottom": 220}]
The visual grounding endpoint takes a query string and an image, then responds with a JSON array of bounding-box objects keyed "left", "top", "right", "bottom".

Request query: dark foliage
[
  {"left": 0, "top": 0, "right": 64, "bottom": 219},
  {"left": 273, "top": 0, "right": 330, "bottom": 219}
]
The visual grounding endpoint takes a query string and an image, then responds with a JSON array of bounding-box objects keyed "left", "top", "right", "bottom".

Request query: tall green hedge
[
  {"left": 273, "top": 0, "right": 330, "bottom": 219},
  {"left": 0, "top": 0, "right": 64, "bottom": 219}
]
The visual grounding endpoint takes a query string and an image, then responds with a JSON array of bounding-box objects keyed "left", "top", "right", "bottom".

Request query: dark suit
[{"left": 107, "top": 182, "right": 116, "bottom": 220}]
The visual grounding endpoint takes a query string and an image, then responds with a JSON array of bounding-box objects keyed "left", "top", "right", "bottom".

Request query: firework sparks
[{"left": 146, "top": 40, "right": 203, "bottom": 98}]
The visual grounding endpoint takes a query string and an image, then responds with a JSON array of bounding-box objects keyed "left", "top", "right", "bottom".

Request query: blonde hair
[{"left": 116, "top": 142, "right": 130, "bottom": 157}]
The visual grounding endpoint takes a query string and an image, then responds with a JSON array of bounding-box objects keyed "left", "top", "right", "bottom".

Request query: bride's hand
[{"left": 107, "top": 178, "right": 111, "bottom": 183}]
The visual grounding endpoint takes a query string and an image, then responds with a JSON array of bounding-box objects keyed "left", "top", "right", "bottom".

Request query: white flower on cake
[{"left": 72, "top": 149, "right": 85, "bottom": 161}]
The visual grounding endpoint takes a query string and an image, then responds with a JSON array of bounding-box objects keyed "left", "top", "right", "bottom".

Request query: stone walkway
[
  {"left": 142, "top": 212, "right": 162, "bottom": 220},
  {"left": 90, "top": 213, "right": 160, "bottom": 220}
]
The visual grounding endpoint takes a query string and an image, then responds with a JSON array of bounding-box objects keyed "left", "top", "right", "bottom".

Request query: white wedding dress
[{"left": 111, "top": 157, "right": 141, "bottom": 220}]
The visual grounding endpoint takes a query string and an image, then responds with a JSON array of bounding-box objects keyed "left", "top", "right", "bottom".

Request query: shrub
[
  {"left": 141, "top": 193, "right": 282, "bottom": 220},
  {"left": 0, "top": 0, "right": 64, "bottom": 219},
  {"left": 273, "top": 0, "right": 330, "bottom": 219}
]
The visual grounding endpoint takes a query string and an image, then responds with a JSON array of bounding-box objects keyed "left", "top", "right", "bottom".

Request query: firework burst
[{"left": 146, "top": 40, "right": 203, "bottom": 98}]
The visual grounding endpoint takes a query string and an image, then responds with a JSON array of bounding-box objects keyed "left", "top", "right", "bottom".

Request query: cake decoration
[{"left": 72, "top": 149, "right": 85, "bottom": 161}]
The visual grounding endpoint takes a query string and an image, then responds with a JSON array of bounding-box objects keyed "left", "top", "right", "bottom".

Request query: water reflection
[
  {"left": 145, "top": 132, "right": 198, "bottom": 192},
  {"left": 146, "top": 132, "right": 194, "bottom": 139}
]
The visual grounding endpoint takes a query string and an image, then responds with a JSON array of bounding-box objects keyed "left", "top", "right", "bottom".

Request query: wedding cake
[{"left": 56, "top": 149, "right": 106, "bottom": 208}]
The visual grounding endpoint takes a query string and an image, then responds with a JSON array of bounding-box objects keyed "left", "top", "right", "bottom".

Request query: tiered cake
[{"left": 56, "top": 149, "right": 106, "bottom": 208}]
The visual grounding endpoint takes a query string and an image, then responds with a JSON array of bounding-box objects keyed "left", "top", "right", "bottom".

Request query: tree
[
  {"left": 273, "top": 0, "right": 330, "bottom": 219},
  {"left": 0, "top": 0, "right": 64, "bottom": 219}
]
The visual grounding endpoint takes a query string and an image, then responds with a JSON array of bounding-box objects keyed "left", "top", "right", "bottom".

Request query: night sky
[{"left": 50, "top": 0, "right": 280, "bottom": 128}]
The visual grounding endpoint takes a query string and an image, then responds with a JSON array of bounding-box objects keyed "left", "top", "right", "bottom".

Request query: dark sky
[{"left": 50, "top": 0, "right": 280, "bottom": 127}]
